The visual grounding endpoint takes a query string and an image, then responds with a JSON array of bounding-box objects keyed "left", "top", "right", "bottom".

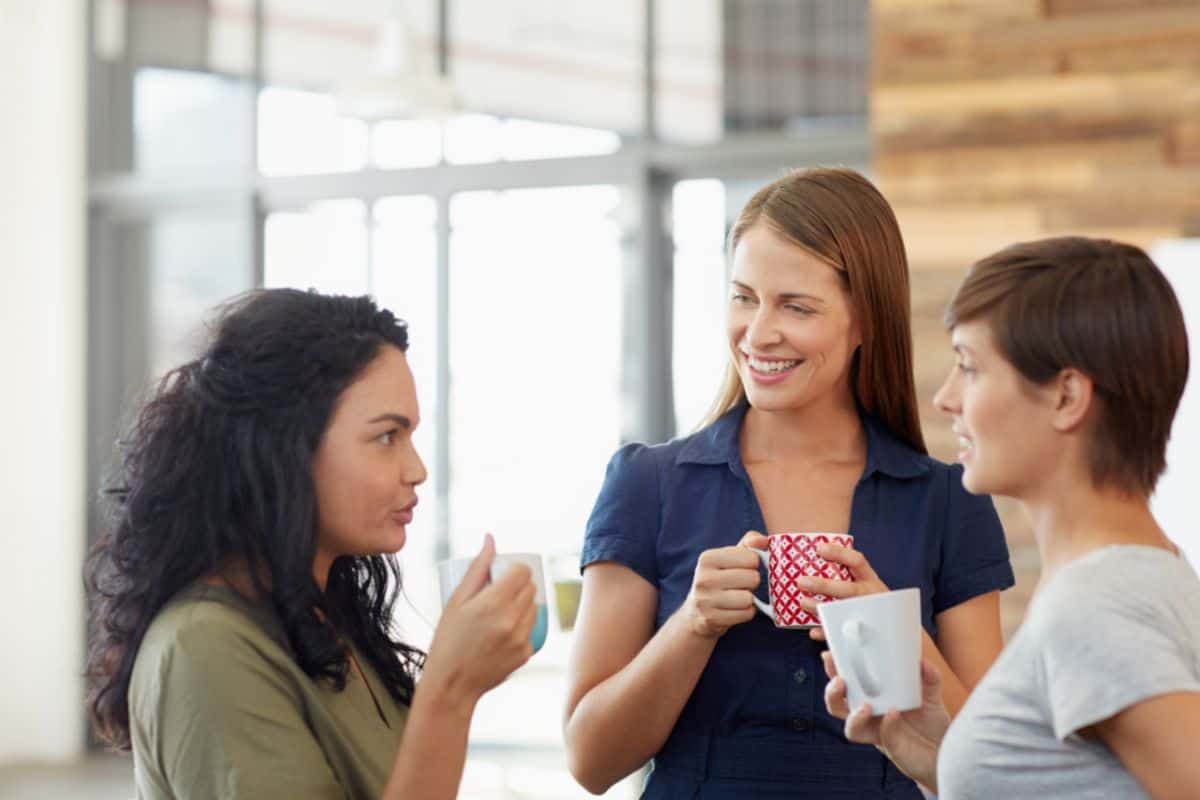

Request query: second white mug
[
  {"left": 437, "top": 551, "right": 549, "bottom": 653},
  {"left": 817, "top": 587, "right": 921, "bottom": 715}
]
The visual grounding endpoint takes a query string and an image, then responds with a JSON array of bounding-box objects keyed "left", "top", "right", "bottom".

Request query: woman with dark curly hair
[{"left": 86, "top": 288, "right": 537, "bottom": 799}]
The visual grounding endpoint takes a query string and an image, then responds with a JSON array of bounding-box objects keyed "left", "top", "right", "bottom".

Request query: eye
[
  {"left": 785, "top": 304, "right": 816, "bottom": 316},
  {"left": 731, "top": 292, "right": 755, "bottom": 305},
  {"left": 956, "top": 361, "right": 976, "bottom": 376},
  {"left": 375, "top": 430, "right": 397, "bottom": 446}
]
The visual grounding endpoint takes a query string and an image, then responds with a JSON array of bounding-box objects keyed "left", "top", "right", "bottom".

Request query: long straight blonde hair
[{"left": 702, "top": 167, "right": 926, "bottom": 454}]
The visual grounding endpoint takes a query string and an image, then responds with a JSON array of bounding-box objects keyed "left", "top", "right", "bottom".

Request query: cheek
[{"left": 315, "top": 455, "right": 387, "bottom": 529}]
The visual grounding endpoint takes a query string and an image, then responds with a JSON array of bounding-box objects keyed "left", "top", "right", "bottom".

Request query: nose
[
  {"left": 744, "top": 305, "right": 782, "bottom": 349},
  {"left": 933, "top": 367, "right": 960, "bottom": 416},
  {"left": 404, "top": 443, "right": 429, "bottom": 488}
]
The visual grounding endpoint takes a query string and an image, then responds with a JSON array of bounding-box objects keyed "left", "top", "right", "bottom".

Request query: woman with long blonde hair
[{"left": 563, "top": 168, "right": 1014, "bottom": 798}]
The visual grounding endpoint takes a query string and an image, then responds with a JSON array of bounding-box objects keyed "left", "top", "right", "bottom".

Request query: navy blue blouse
[{"left": 581, "top": 404, "right": 1014, "bottom": 799}]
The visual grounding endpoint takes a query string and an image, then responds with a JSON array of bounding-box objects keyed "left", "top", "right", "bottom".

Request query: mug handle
[
  {"left": 842, "top": 618, "right": 883, "bottom": 698},
  {"left": 750, "top": 549, "right": 775, "bottom": 622}
]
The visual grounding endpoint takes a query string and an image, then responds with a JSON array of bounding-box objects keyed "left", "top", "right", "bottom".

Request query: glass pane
[
  {"left": 370, "top": 195, "right": 440, "bottom": 646},
  {"left": 372, "top": 119, "right": 443, "bottom": 168},
  {"left": 498, "top": 119, "right": 621, "bottom": 161},
  {"left": 451, "top": 0, "right": 644, "bottom": 136},
  {"left": 449, "top": 185, "right": 622, "bottom": 557},
  {"left": 257, "top": 88, "right": 369, "bottom": 176},
  {"left": 654, "top": 0, "right": 723, "bottom": 144},
  {"left": 657, "top": 0, "right": 869, "bottom": 143},
  {"left": 264, "top": 199, "right": 369, "bottom": 294},
  {"left": 448, "top": 186, "right": 631, "bottom": 795},
  {"left": 134, "top": 68, "right": 254, "bottom": 172},
  {"left": 444, "top": 114, "right": 503, "bottom": 165},
  {"left": 148, "top": 214, "right": 254, "bottom": 380},
  {"left": 263, "top": 0, "right": 439, "bottom": 90},
  {"left": 672, "top": 179, "right": 730, "bottom": 432}
]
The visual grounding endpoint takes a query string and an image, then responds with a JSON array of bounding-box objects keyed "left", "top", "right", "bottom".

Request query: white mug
[
  {"left": 817, "top": 587, "right": 921, "bottom": 715},
  {"left": 437, "top": 552, "right": 549, "bottom": 653}
]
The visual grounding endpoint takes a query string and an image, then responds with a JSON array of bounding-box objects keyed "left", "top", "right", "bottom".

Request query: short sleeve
[
  {"left": 580, "top": 443, "right": 660, "bottom": 587},
  {"left": 1040, "top": 589, "right": 1200, "bottom": 741},
  {"left": 132, "top": 614, "right": 347, "bottom": 800},
  {"left": 934, "top": 464, "right": 1015, "bottom": 614}
]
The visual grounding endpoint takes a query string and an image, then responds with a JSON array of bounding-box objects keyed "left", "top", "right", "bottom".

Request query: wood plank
[
  {"left": 893, "top": 202, "right": 1045, "bottom": 271},
  {"left": 1169, "top": 118, "right": 1200, "bottom": 164},
  {"left": 1045, "top": 0, "right": 1200, "bottom": 17},
  {"left": 875, "top": 0, "right": 1045, "bottom": 28},
  {"left": 876, "top": 110, "right": 1165, "bottom": 152},
  {"left": 874, "top": 69, "right": 1197, "bottom": 133},
  {"left": 970, "top": 7, "right": 1200, "bottom": 59},
  {"left": 879, "top": 136, "right": 1163, "bottom": 182},
  {"left": 874, "top": 44, "right": 1061, "bottom": 85},
  {"left": 1063, "top": 39, "right": 1200, "bottom": 74}
]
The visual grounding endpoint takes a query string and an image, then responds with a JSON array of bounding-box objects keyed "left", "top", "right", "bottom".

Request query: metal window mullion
[{"left": 433, "top": 190, "right": 452, "bottom": 563}]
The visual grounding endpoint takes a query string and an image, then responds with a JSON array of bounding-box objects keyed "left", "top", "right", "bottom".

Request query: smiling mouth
[{"left": 743, "top": 353, "right": 804, "bottom": 375}]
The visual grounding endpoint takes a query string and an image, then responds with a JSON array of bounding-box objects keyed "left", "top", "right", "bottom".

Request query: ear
[{"left": 1050, "top": 368, "right": 1095, "bottom": 433}]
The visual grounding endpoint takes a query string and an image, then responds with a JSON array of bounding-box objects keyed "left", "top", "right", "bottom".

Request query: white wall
[
  {"left": 0, "top": 0, "right": 87, "bottom": 764},
  {"left": 1152, "top": 240, "right": 1200, "bottom": 567}
]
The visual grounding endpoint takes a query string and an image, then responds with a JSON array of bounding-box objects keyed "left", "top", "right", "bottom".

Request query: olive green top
[{"left": 129, "top": 584, "right": 409, "bottom": 799}]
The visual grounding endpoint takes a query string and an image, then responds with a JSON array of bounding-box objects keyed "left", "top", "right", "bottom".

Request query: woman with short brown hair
[{"left": 825, "top": 236, "right": 1200, "bottom": 798}]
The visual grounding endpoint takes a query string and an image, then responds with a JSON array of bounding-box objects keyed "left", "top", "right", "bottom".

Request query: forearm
[
  {"left": 565, "top": 610, "right": 718, "bottom": 794},
  {"left": 920, "top": 630, "right": 966, "bottom": 717},
  {"left": 381, "top": 679, "right": 476, "bottom": 800}
]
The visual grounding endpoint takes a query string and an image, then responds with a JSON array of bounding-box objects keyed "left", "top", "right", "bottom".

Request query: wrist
[
  {"left": 413, "top": 669, "right": 478, "bottom": 721},
  {"left": 674, "top": 604, "right": 723, "bottom": 642}
]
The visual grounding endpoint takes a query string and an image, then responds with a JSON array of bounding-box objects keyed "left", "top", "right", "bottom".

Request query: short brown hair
[
  {"left": 705, "top": 167, "right": 926, "bottom": 455},
  {"left": 946, "top": 236, "right": 1189, "bottom": 496}
]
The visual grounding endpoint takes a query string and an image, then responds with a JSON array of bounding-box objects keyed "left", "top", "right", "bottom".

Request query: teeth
[
  {"left": 958, "top": 437, "right": 973, "bottom": 450},
  {"left": 746, "top": 355, "right": 801, "bottom": 374}
]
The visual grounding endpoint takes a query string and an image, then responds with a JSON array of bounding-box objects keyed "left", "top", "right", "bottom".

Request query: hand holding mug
[
  {"left": 822, "top": 650, "right": 948, "bottom": 791},
  {"left": 797, "top": 542, "right": 889, "bottom": 641},
  {"left": 681, "top": 531, "right": 767, "bottom": 639},
  {"left": 422, "top": 535, "right": 538, "bottom": 707}
]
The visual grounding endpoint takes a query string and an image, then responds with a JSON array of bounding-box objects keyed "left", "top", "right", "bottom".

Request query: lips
[
  {"left": 740, "top": 350, "right": 805, "bottom": 384},
  {"left": 391, "top": 498, "right": 418, "bottom": 525}
]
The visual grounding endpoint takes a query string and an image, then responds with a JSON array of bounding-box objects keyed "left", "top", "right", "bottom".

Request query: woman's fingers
[
  {"left": 821, "top": 650, "right": 839, "bottom": 680},
  {"left": 824, "top": 674, "right": 851, "bottom": 720},
  {"left": 843, "top": 701, "right": 880, "bottom": 744},
  {"left": 738, "top": 530, "right": 770, "bottom": 550},
  {"left": 808, "top": 625, "right": 826, "bottom": 642},
  {"left": 919, "top": 659, "right": 944, "bottom": 704},
  {"left": 447, "top": 534, "right": 496, "bottom": 606},
  {"left": 515, "top": 588, "right": 538, "bottom": 638},
  {"left": 796, "top": 575, "right": 857, "bottom": 598},
  {"left": 708, "top": 588, "right": 758, "bottom": 610},
  {"left": 699, "top": 545, "right": 762, "bottom": 571}
]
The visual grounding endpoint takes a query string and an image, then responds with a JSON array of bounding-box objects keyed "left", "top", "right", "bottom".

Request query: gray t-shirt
[{"left": 938, "top": 546, "right": 1200, "bottom": 799}]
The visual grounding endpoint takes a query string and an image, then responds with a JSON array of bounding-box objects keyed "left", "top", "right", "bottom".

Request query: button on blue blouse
[{"left": 581, "top": 404, "right": 1014, "bottom": 799}]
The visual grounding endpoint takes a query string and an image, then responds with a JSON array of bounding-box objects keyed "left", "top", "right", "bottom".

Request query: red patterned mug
[{"left": 751, "top": 533, "right": 855, "bottom": 629}]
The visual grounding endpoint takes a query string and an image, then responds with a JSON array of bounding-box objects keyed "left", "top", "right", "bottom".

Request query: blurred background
[{"left": 2, "top": 0, "right": 1199, "bottom": 797}]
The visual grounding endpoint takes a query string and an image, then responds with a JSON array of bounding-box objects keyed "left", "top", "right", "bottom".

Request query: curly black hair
[{"left": 85, "top": 288, "right": 425, "bottom": 749}]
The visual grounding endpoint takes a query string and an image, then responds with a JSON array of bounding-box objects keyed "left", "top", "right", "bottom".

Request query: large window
[{"left": 88, "top": 3, "right": 869, "bottom": 797}]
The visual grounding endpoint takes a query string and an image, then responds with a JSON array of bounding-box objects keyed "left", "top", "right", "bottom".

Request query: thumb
[
  {"left": 739, "top": 530, "right": 770, "bottom": 550},
  {"left": 447, "top": 533, "right": 495, "bottom": 607},
  {"left": 919, "top": 660, "right": 943, "bottom": 704}
]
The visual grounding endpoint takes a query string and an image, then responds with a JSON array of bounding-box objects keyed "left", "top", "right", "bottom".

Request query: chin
[{"left": 956, "top": 458, "right": 981, "bottom": 491}]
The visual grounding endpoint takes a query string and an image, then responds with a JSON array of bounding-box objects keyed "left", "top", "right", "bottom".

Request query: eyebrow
[
  {"left": 730, "top": 280, "right": 826, "bottom": 305},
  {"left": 366, "top": 413, "right": 412, "bottom": 429}
]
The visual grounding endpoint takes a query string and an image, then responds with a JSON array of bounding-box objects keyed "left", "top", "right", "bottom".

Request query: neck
[
  {"left": 740, "top": 390, "right": 864, "bottom": 464},
  {"left": 313, "top": 552, "right": 333, "bottom": 593},
  {"left": 1019, "top": 475, "right": 1170, "bottom": 583}
]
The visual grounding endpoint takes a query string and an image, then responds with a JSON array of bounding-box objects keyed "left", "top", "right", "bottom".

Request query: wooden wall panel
[{"left": 874, "top": 0, "right": 1200, "bottom": 634}]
